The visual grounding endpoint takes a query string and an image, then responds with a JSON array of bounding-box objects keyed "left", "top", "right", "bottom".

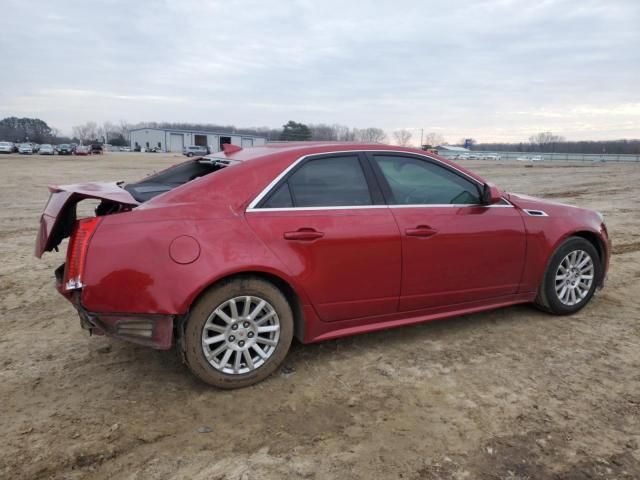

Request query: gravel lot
[{"left": 1, "top": 152, "right": 639, "bottom": 479}]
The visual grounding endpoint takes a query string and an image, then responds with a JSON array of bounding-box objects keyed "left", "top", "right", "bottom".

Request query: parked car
[
  {"left": 0, "top": 141, "right": 15, "bottom": 153},
  {"left": 35, "top": 143, "right": 611, "bottom": 389},
  {"left": 183, "top": 145, "right": 209, "bottom": 157},
  {"left": 530, "top": 155, "right": 543, "bottom": 162},
  {"left": 18, "top": 143, "right": 33, "bottom": 154},
  {"left": 74, "top": 145, "right": 91, "bottom": 156},
  {"left": 484, "top": 154, "right": 502, "bottom": 161},
  {"left": 39, "top": 144, "right": 55, "bottom": 155},
  {"left": 120, "top": 146, "right": 131, "bottom": 152},
  {"left": 57, "top": 144, "right": 73, "bottom": 155},
  {"left": 90, "top": 144, "right": 103, "bottom": 154}
]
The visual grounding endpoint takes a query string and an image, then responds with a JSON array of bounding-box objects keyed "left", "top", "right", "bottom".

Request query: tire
[
  {"left": 535, "top": 236, "right": 601, "bottom": 315},
  {"left": 187, "top": 152, "right": 194, "bottom": 157},
  {"left": 183, "top": 277, "right": 294, "bottom": 389}
]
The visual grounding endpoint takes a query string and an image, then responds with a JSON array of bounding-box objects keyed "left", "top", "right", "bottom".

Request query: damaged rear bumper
[{"left": 55, "top": 264, "right": 174, "bottom": 350}]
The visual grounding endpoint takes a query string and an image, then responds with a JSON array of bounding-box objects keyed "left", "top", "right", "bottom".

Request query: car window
[
  {"left": 263, "top": 182, "right": 293, "bottom": 208},
  {"left": 263, "top": 155, "right": 372, "bottom": 208},
  {"left": 374, "top": 155, "right": 481, "bottom": 205}
]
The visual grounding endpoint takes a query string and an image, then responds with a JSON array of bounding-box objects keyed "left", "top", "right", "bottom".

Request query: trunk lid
[{"left": 35, "top": 182, "right": 139, "bottom": 258}]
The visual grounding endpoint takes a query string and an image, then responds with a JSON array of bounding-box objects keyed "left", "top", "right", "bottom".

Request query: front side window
[
  {"left": 373, "top": 155, "right": 481, "bottom": 205},
  {"left": 262, "top": 155, "right": 372, "bottom": 208}
]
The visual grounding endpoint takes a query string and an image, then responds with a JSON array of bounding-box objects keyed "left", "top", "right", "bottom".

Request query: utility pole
[{"left": 420, "top": 128, "right": 424, "bottom": 148}]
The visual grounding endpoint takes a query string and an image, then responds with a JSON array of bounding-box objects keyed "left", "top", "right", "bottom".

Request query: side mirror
[{"left": 482, "top": 182, "right": 502, "bottom": 205}]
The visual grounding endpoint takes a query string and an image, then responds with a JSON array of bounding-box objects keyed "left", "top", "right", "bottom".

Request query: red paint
[{"left": 36, "top": 143, "right": 611, "bottom": 350}]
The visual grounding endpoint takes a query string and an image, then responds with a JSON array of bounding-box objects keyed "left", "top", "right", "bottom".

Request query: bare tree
[
  {"left": 528, "top": 131, "right": 565, "bottom": 152},
  {"left": 355, "top": 128, "right": 388, "bottom": 143},
  {"left": 309, "top": 123, "right": 338, "bottom": 141},
  {"left": 422, "top": 132, "right": 445, "bottom": 148},
  {"left": 72, "top": 121, "right": 99, "bottom": 144},
  {"left": 393, "top": 129, "right": 413, "bottom": 147},
  {"left": 332, "top": 124, "right": 356, "bottom": 141}
]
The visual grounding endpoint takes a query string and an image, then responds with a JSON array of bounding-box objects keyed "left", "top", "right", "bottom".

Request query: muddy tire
[
  {"left": 183, "top": 277, "right": 293, "bottom": 389},
  {"left": 535, "top": 236, "right": 601, "bottom": 315}
]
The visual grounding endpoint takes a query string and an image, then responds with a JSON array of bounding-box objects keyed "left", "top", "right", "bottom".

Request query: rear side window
[
  {"left": 263, "top": 155, "right": 372, "bottom": 208},
  {"left": 264, "top": 183, "right": 293, "bottom": 208},
  {"left": 374, "top": 155, "right": 481, "bottom": 205}
]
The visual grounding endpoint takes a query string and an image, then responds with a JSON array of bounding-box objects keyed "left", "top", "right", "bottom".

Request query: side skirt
[{"left": 304, "top": 292, "right": 536, "bottom": 343}]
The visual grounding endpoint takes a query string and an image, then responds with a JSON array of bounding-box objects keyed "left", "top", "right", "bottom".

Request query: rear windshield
[{"left": 123, "top": 158, "right": 227, "bottom": 202}]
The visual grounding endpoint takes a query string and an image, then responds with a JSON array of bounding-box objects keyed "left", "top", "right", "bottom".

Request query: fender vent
[{"left": 524, "top": 209, "right": 549, "bottom": 217}]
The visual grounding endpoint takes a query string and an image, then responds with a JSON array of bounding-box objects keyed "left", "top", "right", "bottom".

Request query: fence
[{"left": 437, "top": 150, "right": 640, "bottom": 163}]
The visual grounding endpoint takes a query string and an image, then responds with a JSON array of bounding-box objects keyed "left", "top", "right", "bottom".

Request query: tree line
[
  {"left": 1, "top": 117, "right": 638, "bottom": 154},
  {"left": 470, "top": 132, "right": 640, "bottom": 155}
]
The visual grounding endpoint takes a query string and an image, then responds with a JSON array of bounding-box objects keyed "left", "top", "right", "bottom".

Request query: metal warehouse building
[{"left": 129, "top": 128, "right": 267, "bottom": 153}]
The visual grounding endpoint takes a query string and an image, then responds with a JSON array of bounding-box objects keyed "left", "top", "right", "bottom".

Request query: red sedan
[{"left": 35, "top": 143, "right": 611, "bottom": 388}]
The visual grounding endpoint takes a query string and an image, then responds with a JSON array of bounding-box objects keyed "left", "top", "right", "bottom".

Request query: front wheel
[
  {"left": 183, "top": 277, "right": 294, "bottom": 389},
  {"left": 536, "top": 236, "right": 601, "bottom": 315}
]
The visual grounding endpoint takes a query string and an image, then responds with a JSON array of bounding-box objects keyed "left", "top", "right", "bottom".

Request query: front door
[
  {"left": 368, "top": 153, "right": 526, "bottom": 311},
  {"left": 246, "top": 153, "right": 402, "bottom": 322}
]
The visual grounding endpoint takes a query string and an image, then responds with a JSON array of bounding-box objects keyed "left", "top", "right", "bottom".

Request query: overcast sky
[{"left": 1, "top": 0, "right": 639, "bottom": 143}]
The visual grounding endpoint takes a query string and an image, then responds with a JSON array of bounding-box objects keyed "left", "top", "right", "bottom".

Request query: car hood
[{"left": 507, "top": 192, "right": 598, "bottom": 218}]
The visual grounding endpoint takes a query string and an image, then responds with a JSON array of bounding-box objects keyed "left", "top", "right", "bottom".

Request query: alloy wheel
[
  {"left": 554, "top": 249, "right": 595, "bottom": 306},
  {"left": 201, "top": 296, "right": 280, "bottom": 375}
]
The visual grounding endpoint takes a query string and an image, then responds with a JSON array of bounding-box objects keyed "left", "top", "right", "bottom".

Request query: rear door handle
[
  {"left": 283, "top": 228, "right": 324, "bottom": 241},
  {"left": 405, "top": 225, "right": 438, "bottom": 238}
]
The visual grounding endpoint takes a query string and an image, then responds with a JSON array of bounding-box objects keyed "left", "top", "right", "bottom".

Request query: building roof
[
  {"left": 129, "top": 127, "right": 265, "bottom": 138},
  {"left": 437, "top": 145, "right": 470, "bottom": 152}
]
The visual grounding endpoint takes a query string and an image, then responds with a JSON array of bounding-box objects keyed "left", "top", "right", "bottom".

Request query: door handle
[
  {"left": 283, "top": 228, "right": 324, "bottom": 241},
  {"left": 405, "top": 225, "right": 438, "bottom": 238}
]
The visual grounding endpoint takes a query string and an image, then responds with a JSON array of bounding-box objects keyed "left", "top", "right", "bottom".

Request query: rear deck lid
[{"left": 35, "top": 182, "right": 139, "bottom": 258}]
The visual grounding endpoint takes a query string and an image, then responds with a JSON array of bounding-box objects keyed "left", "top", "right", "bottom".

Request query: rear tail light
[{"left": 64, "top": 216, "right": 102, "bottom": 290}]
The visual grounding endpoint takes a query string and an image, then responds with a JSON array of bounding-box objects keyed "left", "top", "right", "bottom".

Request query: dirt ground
[{"left": 1, "top": 152, "right": 639, "bottom": 480}]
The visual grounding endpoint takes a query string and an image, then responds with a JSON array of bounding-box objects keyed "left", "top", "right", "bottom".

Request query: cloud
[{"left": 0, "top": 0, "right": 638, "bottom": 141}]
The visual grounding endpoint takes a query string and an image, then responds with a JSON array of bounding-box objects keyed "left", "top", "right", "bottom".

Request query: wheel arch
[
  {"left": 547, "top": 229, "right": 606, "bottom": 285},
  {"left": 179, "top": 269, "right": 306, "bottom": 343}
]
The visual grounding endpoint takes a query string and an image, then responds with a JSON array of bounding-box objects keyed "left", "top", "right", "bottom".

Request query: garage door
[
  {"left": 169, "top": 134, "right": 184, "bottom": 152},
  {"left": 241, "top": 138, "right": 254, "bottom": 148}
]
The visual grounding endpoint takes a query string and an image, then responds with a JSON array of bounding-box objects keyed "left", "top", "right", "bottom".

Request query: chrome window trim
[
  {"left": 246, "top": 149, "right": 503, "bottom": 212},
  {"left": 247, "top": 205, "right": 390, "bottom": 212},
  {"left": 247, "top": 203, "right": 514, "bottom": 213}
]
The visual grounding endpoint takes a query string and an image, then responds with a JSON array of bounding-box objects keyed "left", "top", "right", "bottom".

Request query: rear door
[
  {"left": 367, "top": 152, "right": 526, "bottom": 311},
  {"left": 246, "top": 153, "right": 401, "bottom": 322}
]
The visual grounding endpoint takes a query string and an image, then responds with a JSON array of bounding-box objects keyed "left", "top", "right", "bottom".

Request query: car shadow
[{"left": 108, "top": 302, "right": 546, "bottom": 394}]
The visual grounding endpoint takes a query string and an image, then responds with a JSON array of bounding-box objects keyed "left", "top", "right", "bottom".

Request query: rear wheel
[
  {"left": 184, "top": 277, "right": 293, "bottom": 389},
  {"left": 536, "top": 236, "right": 600, "bottom": 315}
]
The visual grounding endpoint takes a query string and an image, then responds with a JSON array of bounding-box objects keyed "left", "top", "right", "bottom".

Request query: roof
[
  {"left": 437, "top": 145, "right": 470, "bottom": 152},
  {"left": 128, "top": 127, "right": 265, "bottom": 138}
]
